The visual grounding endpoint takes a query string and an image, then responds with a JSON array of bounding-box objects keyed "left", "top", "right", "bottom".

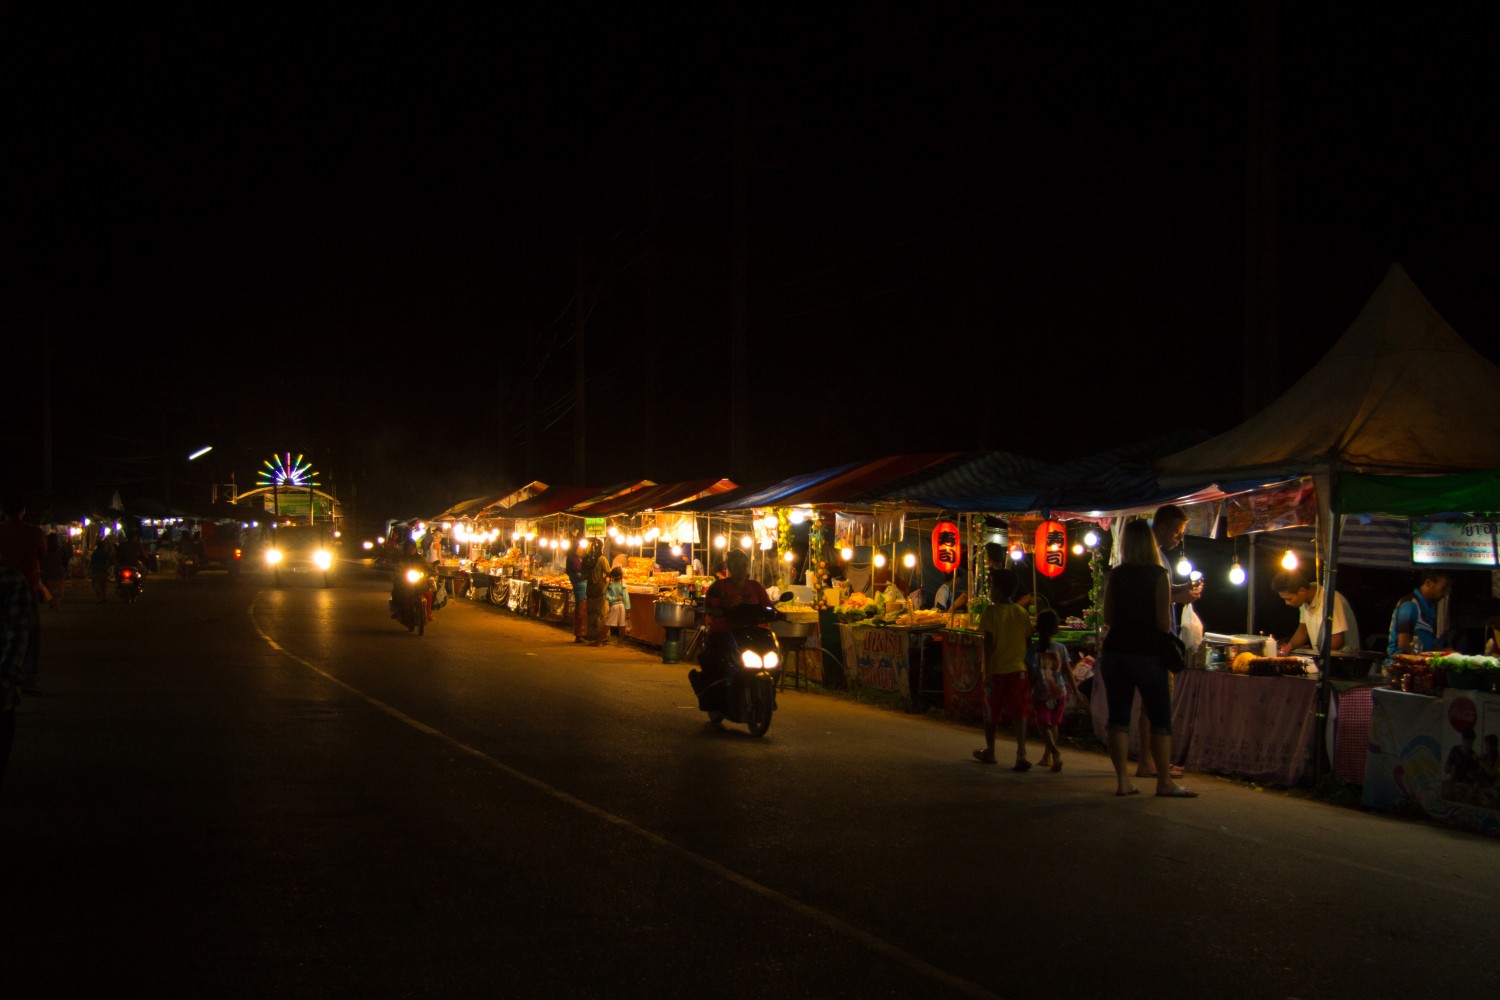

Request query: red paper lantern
[
  {"left": 1035, "top": 520, "right": 1067, "bottom": 578},
  {"left": 931, "top": 521, "right": 961, "bottom": 575}
]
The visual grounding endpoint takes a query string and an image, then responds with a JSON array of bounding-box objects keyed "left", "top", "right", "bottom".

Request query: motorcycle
[
  {"left": 393, "top": 565, "right": 434, "bottom": 635},
  {"left": 115, "top": 564, "right": 144, "bottom": 603},
  {"left": 690, "top": 594, "right": 793, "bottom": 737}
]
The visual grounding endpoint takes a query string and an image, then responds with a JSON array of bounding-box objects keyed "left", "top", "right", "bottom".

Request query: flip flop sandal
[
  {"left": 1011, "top": 759, "right": 1032, "bottom": 772},
  {"left": 1155, "top": 787, "right": 1199, "bottom": 798},
  {"left": 972, "top": 749, "right": 997, "bottom": 764}
]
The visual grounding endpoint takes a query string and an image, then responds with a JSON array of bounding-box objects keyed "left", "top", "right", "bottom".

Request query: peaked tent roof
[
  {"left": 1157, "top": 264, "right": 1500, "bottom": 482},
  {"left": 493, "top": 485, "right": 611, "bottom": 520},
  {"left": 568, "top": 479, "right": 738, "bottom": 517},
  {"left": 867, "top": 450, "right": 1048, "bottom": 511},
  {"left": 776, "top": 453, "right": 967, "bottom": 506},
  {"left": 683, "top": 461, "right": 866, "bottom": 512},
  {"left": 433, "top": 489, "right": 529, "bottom": 521}
]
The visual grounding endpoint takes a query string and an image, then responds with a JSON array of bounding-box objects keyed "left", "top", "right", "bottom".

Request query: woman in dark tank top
[{"left": 1100, "top": 520, "right": 1196, "bottom": 798}]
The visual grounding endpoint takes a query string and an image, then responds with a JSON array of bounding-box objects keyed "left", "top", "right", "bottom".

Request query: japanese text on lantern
[{"left": 1036, "top": 520, "right": 1066, "bottom": 578}]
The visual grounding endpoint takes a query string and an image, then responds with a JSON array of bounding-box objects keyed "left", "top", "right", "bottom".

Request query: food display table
[
  {"left": 1087, "top": 667, "right": 1379, "bottom": 787},
  {"left": 1363, "top": 686, "right": 1500, "bottom": 834},
  {"left": 537, "top": 584, "right": 572, "bottom": 622},
  {"left": 625, "top": 589, "right": 673, "bottom": 647},
  {"left": 941, "top": 628, "right": 985, "bottom": 723},
  {"left": 504, "top": 578, "right": 535, "bottom": 615},
  {"left": 835, "top": 623, "right": 944, "bottom": 706}
]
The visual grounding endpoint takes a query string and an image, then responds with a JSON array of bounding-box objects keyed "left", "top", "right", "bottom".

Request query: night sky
[{"left": 4, "top": 4, "right": 1495, "bottom": 520}]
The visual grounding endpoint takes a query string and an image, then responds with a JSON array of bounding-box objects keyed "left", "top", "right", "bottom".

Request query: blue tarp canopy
[{"left": 870, "top": 433, "right": 1206, "bottom": 513}]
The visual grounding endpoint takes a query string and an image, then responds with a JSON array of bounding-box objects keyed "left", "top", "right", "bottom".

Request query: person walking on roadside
[
  {"left": 1100, "top": 519, "right": 1195, "bottom": 798},
  {"left": 89, "top": 536, "right": 112, "bottom": 602},
  {"left": 603, "top": 566, "right": 632, "bottom": 644},
  {"left": 0, "top": 495, "right": 45, "bottom": 695},
  {"left": 41, "top": 533, "right": 70, "bottom": 610},
  {"left": 587, "top": 543, "right": 609, "bottom": 646},
  {"left": 972, "top": 568, "right": 1033, "bottom": 771},
  {"left": 1, "top": 564, "right": 32, "bottom": 797},
  {"left": 566, "top": 537, "right": 589, "bottom": 644}
]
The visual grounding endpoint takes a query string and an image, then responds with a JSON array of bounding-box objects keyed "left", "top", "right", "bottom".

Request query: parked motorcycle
[
  {"left": 115, "top": 564, "right": 144, "bottom": 604},
  {"left": 393, "top": 565, "right": 434, "bottom": 635},
  {"left": 690, "top": 594, "right": 792, "bottom": 736}
]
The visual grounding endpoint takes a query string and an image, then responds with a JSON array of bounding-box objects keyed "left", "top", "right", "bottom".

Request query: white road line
[{"left": 252, "top": 607, "right": 1002, "bottom": 1000}]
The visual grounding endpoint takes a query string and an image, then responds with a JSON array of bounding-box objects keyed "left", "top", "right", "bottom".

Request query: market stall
[{"left": 1363, "top": 659, "right": 1500, "bottom": 834}]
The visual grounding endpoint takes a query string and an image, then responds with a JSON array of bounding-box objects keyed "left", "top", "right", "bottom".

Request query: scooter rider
[
  {"left": 389, "top": 539, "right": 429, "bottom": 617},
  {"left": 689, "top": 548, "right": 770, "bottom": 709}
]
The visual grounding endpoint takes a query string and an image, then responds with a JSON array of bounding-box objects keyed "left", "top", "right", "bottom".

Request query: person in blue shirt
[{"left": 1387, "top": 571, "right": 1453, "bottom": 656}]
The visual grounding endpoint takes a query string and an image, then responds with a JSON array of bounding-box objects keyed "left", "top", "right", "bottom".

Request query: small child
[
  {"left": 1031, "top": 610, "right": 1071, "bottom": 772},
  {"left": 604, "top": 567, "right": 632, "bottom": 643}
]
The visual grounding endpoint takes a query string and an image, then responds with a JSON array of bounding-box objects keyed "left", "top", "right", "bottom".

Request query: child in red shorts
[{"left": 973, "top": 568, "right": 1033, "bottom": 771}]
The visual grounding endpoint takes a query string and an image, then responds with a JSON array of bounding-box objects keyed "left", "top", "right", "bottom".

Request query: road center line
[{"left": 252, "top": 608, "right": 1002, "bottom": 1000}]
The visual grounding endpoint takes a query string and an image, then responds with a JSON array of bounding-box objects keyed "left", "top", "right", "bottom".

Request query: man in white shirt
[{"left": 1272, "top": 569, "right": 1360, "bottom": 655}]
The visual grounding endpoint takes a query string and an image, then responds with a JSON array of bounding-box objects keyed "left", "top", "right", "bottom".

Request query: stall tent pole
[
  {"left": 1245, "top": 533, "right": 1257, "bottom": 633},
  {"left": 1313, "top": 501, "right": 1344, "bottom": 785}
]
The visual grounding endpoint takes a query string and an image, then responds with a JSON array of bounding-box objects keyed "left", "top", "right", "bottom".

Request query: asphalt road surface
[{"left": 4, "top": 568, "right": 1497, "bottom": 999}]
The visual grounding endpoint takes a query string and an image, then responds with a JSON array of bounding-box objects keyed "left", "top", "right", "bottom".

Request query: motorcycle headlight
[
  {"left": 313, "top": 550, "right": 333, "bottom": 571},
  {"left": 740, "top": 650, "right": 763, "bottom": 669},
  {"left": 405, "top": 568, "right": 425, "bottom": 584},
  {"left": 265, "top": 548, "right": 283, "bottom": 565},
  {"left": 762, "top": 651, "right": 780, "bottom": 670}
]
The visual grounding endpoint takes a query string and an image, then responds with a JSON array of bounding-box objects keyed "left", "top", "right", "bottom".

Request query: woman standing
[
  {"left": 587, "top": 543, "right": 609, "bottom": 646},
  {"left": 1100, "top": 519, "right": 1195, "bottom": 798}
]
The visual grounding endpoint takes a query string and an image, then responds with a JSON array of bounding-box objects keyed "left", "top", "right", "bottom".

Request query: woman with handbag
[{"left": 1100, "top": 519, "right": 1196, "bottom": 798}]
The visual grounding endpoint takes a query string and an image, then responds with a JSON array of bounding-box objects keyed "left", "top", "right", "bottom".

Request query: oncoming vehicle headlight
[
  {"left": 313, "top": 549, "right": 333, "bottom": 571},
  {"left": 405, "top": 568, "right": 425, "bottom": 585},
  {"left": 762, "top": 651, "right": 780, "bottom": 670},
  {"left": 265, "top": 548, "right": 284, "bottom": 566},
  {"left": 740, "top": 650, "right": 763, "bottom": 669}
]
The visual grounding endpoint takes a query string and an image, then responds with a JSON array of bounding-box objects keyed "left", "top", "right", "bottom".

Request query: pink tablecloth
[
  {"left": 1330, "top": 685, "right": 1375, "bottom": 784},
  {"left": 1169, "top": 670, "right": 1319, "bottom": 786}
]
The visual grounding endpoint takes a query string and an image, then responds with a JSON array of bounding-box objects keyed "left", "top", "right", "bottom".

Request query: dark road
[{"left": 4, "top": 568, "right": 1497, "bottom": 999}]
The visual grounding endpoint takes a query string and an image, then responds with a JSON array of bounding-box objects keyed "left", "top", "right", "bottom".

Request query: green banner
[{"left": 585, "top": 517, "right": 606, "bottom": 536}]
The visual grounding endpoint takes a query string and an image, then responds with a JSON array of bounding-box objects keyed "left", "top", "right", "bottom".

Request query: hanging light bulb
[
  {"left": 713, "top": 534, "right": 727, "bottom": 549},
  {"left": 873, "top": 552, "right": 887, "bottom": 568},
  {"left": 577, "top": 539, "right": 588, "bottom": 551},
  {"left": 762, "top": 514, "right": 778, "bottom": 529},
  {"left": 1072, "top": 543, "right": 1085, "bottom": 556},
  {"left": 1189, "top": 570, "right": 1203, "bottom": 582},
  {"left": 1228, "top": 558, "right": 1247, "bottom": 586},
  {"left": 789, "top": 509, "right": 805, "bottom": 525},
  {"left": 646, "top": 527, "right": 660, "bottom": 541},
  {"left": 1281, "top": 549, "right": 1299, "bottom": 570},
  {"left": 1175, "top": 556, "right": 1193, "bottom": 577},
  {"left": 559, "top": 539, "right": 571, "bottom": 550},
  {"left": 1084, "top": 530, "right": 1100, "bottom": 548},
  {"left": 740, "top": 535, "right": 753, "bottom": 549},
  {"left": 1010, "top": 546, "right": 1025, "bottom": 563},
  {"left": 670, "top": 544, "right": 683, "bottom": 556},
  {"left": 902, "top": 552, "right": 917, "bottom": 569},
  {"left": 841, "top": 546, "right": 854, "bottom": 562},
  {"left": 783, "top": 550, "right": 795, "bottom": 563}
]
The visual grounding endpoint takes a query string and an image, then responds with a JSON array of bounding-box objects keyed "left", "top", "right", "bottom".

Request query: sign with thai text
[{"left": 1412, "top": 519, "right": 1499, "bottom": 568}]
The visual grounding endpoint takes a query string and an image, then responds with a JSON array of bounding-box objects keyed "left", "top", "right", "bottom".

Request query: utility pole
[
  {"left": 41, "top": 327, "right": 53, "bottom": 497},
  {"left": 730, "top": 79, "right": 749, "bottom": 481},
  {"left": 645, "top": 124, "right": 661, "bottom": 476},
  {"left": 574, "top": 244, "right": 589, "bottom": 483},
  {"left": 1245, "top": 0, "right": 1281, "bottom": 418},
  {"left": 525, "top": 329, "right": 536, "bottom": 476}
]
